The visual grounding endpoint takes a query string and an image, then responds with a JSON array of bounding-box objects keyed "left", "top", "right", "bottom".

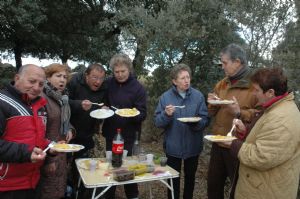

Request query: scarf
[
  {"left": 262, "top": 92, "right": 289, "bottom": 109},
  {"left": 229, "top": 65, "right": 250, "bottom": 82},
  {"left": 44, "top": 81, "right": 71, "bottom": 136}
]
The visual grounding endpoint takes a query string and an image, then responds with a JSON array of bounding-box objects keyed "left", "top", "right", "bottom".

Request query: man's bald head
[
  {"left": 14, "top": 64, "right": 46, "bottom": 100},
  {"left": 18, "top": 64, "right": 43, "bottom": 75}
]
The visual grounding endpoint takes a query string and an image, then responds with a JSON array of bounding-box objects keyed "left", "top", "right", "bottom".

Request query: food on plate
[
  {"left": 53, "top": 143, "right": 74, "bottom": 150},
  {"left": 211, "top": 135, "right": 228, "bottom": 139},
  {"left": 177, "top": 117, "right": 201, "bottom": 122},
  {"left": 204, "top": 135, "right": 237, "bottom": 142},
  {"left": 116, "top": 108, "right": 140, "bottom": 117},
  {"left": 51, "top": 143, "right": 84, "bottom": 152},
  {"left": 207, "top": 99, "right": 235, "bottom": 105}
]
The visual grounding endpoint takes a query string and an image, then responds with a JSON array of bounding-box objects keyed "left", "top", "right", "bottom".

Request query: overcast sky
[{"left": 1, "top": 55, "right": 85, "bottom": 69}]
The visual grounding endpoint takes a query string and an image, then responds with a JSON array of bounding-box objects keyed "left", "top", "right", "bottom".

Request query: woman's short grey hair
[
  {"left": 109, "top": 53, "right": 133, "bottom": 72},
  {"left": 170, "top": 63, "right": 192, "bottom": 80},
  {"left": 220, "top": 44, "right": 247, "bottom": 66}
]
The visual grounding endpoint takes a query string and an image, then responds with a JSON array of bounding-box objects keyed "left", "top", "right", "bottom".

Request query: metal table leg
[
  {"left": 75, "top": 177, "right": 82, "bottom": 199},
  {"left": 159, "top": 178, "right": 175, "bottom": 199}
]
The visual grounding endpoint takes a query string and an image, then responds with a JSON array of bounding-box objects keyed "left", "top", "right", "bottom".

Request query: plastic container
[
  {"left": 113, "top": 169, "right": 135, "bottom": 182},
  {"left": 89, "top": 159, "right": 97, "bottom": 171},
  {"left": 160, "top": 156, "right": 168, "bottom": 167},
  {"left": 128, "top": 164, "right": 155, "bottom": 175},
  {"left": 138, "top": 147, "right": 146, "bottom": 162},
  {"left": 146, "top": 154, "right": 154, "bottom": 164}
]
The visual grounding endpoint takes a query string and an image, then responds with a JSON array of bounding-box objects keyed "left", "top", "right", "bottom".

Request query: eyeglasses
[{"left": 89, "top": 76, "right": 105, "bottom": 81}]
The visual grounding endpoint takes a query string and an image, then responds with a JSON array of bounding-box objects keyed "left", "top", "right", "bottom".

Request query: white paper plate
[
  {"left": 51, "top": 144, "right": 85, "bottom": 152},
  {"left": 204, "top": 135, "right": 237, "bottom": 142},
  {"left": 77, "top": 159, "right": 109, "bottom": 170},
  {"left": 115, "top": 108, "right": 140, "bottom": 117},
  {"left": 177, "top": 117, "right": 201, "bottom": 122},
  {"left": 90, "top": 109, "right": 114, "bottom": 119},
  {"left": 207, "top": 100, "right": 235, "bottom": 105}
]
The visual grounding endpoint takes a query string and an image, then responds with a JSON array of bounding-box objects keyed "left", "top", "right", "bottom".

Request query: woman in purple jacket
[{"left": 102, "top": 53, "right": 147, "bottom": 199}]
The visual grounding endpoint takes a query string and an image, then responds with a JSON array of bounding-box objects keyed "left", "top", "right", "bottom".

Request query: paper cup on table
[
  {"left": 106, "top": 151, "right": 112, "bottom": 163},
  {"left": 160, "top": 156, "right": 168, "bottom": 167},
  {"left": 123, "top": 150, "right": 128, "bottom": 159},
  {"left": 89, "top": 159, "right": 97, "bottom": 171},
  {"left": 146, "top": 154, "right": 154, "bottom": 164}
]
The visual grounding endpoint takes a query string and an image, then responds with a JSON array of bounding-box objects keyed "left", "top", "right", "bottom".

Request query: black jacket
[
  {"left": 102, "top": 75, "right": 147, "bottom": 141},
  {"left": 67, "top": 72, "right": 108, "bottom": 150}
]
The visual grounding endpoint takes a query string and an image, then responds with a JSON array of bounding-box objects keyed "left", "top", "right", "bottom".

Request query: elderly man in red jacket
[{"left": 0, "top": 64, "right": 50, "bottom": 199}]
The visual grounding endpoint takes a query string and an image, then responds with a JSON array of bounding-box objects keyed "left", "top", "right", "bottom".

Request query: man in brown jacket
[{"left": 206, "top": 44, "right": 258, "bottom": 199}]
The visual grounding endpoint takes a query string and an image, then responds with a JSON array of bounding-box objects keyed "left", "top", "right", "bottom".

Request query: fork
[
  {"left": 43, "top": 141, "right": 56, "bottom": 153},
  {"left": 91, "top": 103, "right": 104, "bottom": 107},
  {"left": 227, "top": 124, "right": 236, "bottom": 136},
  {"left": 173, "top": 105, "right": 185, "bottom": 108},
  {"left": 212, "top": 94, "right": 221, "bottom": 100},
  {"left": 110, "top": 106, "right": 119, "bottom": 110}
]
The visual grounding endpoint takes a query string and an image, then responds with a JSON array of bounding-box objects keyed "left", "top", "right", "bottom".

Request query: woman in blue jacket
[{"left": 154, "top": 63, "right": 209, "bottom": 199}]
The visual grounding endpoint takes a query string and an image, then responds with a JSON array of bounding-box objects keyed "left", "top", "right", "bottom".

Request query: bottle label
[{"left": 112, "top": 143, "right": 124, "bottom": 154}]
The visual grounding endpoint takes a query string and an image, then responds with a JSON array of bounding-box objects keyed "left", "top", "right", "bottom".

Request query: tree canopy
[{"left": 0, "top": 0, "right": 298, "bottom": 92}]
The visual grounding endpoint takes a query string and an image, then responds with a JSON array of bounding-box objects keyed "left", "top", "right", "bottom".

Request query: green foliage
[
  {"left": 117, "top": 0, "right": 242, "bottom": 94},
  {"left": 72, "top": 64, "right": 87, "bottom": 74},
  {"left": 0, "top": 0, "right": 120, "bottom": 68},
  {"left": 1, "top": 0, "right": 299, "bottom": 139},
  {"left": 272, "top": 1, "right": 300, "bottom": 105},
  {"left": 0, "top": 63, "right": 16, "bottom": 89},
  {"left": 0, "top": 0, "right": 47, "bottom": 68},
  {"left": 226, "top": 0, "right": 295, "bottom": 67},
  {"left": 30, "top": 0, "right": 119, "bottom": 65}
]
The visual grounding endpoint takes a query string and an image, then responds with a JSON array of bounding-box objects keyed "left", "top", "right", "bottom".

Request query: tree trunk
[
  {"left": 60, "top": 49, "right": 69, "bottom": 64},
  {"left": 14, "top": 44, "right": 22, "bottom": 71},
  {"left": 133, "top": 39, "right": 147, "bottom": 75}
]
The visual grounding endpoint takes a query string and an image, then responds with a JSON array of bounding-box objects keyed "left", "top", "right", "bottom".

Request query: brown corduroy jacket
[{"left": 208, "top": 72, "right": 258, "bottom": 136}]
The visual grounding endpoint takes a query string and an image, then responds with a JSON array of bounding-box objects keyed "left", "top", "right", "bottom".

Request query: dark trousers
[
  {"left": 0, "top": 189, "right": 36, "bottom": 199},
  {"left": 105, "top": 138, "right": 139, "bottom": 199},
  {"left": 166, "top": 154, "right": 199, "bottom": 199},
  {"left": 207, "top": 143, "right": 238, "bottom": 199}
]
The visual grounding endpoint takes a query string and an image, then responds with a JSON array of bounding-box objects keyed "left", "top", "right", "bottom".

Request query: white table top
[{"left": 75, "top": 158, "right": 179, "bottom": 188}]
